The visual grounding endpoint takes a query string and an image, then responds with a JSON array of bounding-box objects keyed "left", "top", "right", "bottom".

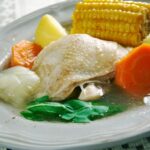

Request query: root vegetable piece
[
  {"left": 115, "top": 44, "right": 150, "bottom": 97},
  {"left": 35, "top": 14, "right": 67, "bottom": 47},
  {"left": 0, "top": 66, "right": 40, "bottom": 107},
  {"left": 11, "top": 40, "right": 42, "bottom": 69}
]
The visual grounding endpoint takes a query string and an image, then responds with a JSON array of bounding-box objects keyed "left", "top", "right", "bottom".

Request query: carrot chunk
[
  {"left": 115, "top": 44, "right": 150, "bottom": 97},
  {"left": 11, "top": 40, "right": 42, "bottom": 69}
]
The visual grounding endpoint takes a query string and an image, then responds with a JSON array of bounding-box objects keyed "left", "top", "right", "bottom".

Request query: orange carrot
[
  {"left": 115, "top": 43, "right": 150, "bottom": 97},
  {"left": 11, "top": 40, "right": 42, "bottom": 69}
]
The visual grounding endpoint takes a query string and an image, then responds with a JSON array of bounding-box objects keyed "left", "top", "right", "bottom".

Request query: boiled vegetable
[
  {"left": 115, "top": 44, "right": 150, "bottom": 97},
  {"left": 11, "top": 40, "right": 42, "bottom": 69},
  {"left": 0, "top": 66, "right": 40, "bottom": 107},
  {"left": 35, "top": 14, "right": 67, "bottom": 47},
  {"left": 21, "top": 96, "right": 126, "bottom": 123},
  {"left": 71, "top": 0, "right": 150, "bottom": 47}
]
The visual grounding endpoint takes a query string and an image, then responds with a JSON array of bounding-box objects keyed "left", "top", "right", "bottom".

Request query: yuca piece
[{"left": 71, "top": 0, "right": 150, "bottom": 46}]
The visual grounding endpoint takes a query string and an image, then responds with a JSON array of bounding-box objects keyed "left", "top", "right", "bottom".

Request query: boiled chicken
[{"left": 33, "top": 34, "right": 128, "bottom": 101}]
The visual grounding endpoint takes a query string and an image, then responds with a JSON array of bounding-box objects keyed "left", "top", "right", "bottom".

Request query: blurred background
[
  {"left": 0, "top": 0, "right": 65, "bottom": 27},
  {"left": 1, "top": 0, "right": 149, "bottom": 28}
]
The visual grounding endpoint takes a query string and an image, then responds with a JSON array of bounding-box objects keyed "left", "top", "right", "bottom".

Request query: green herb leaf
[
  {"left": 92, "top": 106, "right": 108, "bottom": 115},
  {"left": 27, "top": 102, "right": 73, "bottom": 114},
  {"left": 60, "top": 112, "right": 75, "bottom": 120},
  {"left": 28, "top": 95, "right": 50, "bottom": 106},
  {"left": 73, "top": 116, "right": 91, "bottom": 123},
  {"left": 21, "top": 96, "right": 127, "bottom": 123},
  {"left": 21, "top": 110, "right": 47, "bottom": 121},
  {"left": 64, "top": 99, "right": 92, "bottom": 110},
  {"left": 107, "top": 104, "right": 126, "bottom": 115},
  {"left": 76, "top": 107, "right": 92, "bottom": 117}
]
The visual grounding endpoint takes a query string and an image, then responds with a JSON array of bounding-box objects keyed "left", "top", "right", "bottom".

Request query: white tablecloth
[{"left": 0, "top": 0, "right": 65, "bottom": 27}]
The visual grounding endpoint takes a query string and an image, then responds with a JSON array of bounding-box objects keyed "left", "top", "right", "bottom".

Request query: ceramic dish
[{"left": 0, "top": 0, "right": 150, "bottom": 150}]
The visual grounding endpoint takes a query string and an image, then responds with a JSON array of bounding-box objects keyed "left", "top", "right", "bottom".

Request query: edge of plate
[
  {"left": 0, "top": 0, "right": 150, "bottom": 150},
  {"left": 0, "top": 0, "right": 79, "bottom": 34}
]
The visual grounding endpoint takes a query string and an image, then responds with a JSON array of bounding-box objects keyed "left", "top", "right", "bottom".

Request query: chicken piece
[{"left": 33, "top": 34, "right": 128, "bottom": 101}]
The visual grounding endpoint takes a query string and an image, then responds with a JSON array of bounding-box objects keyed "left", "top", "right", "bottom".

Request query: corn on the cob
[
  {"left": 73, "top": 10, "right": 145, "bottom": 24},
  {"left": 124, "top": 1, "right": 150, "bottom": 11},
  {"left": 73, "top": 20, "right": 142, "bottom": 33},
  {"left": 123, "top": 1, "right": 150, "bottom": 33},
  {"left": 72, "top": 28, "right": 141, "bottom": 46},
  {"left": 83, "top": 0, "right": 123, "bottom": 2},
  {"left": 71, "top": 0, "right": 150, "bottom": 46},
  {"left": 76, "top": 2, "right": 148, "bottom": 14}
]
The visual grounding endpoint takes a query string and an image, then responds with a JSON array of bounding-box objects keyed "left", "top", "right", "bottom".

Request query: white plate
[{"left": 0, "top": 0, "right": 150, "bottom": 150}]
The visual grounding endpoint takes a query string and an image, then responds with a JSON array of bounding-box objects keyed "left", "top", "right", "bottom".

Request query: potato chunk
[{"left": 35, "top": 14, "right": 67, "bottom": 47}]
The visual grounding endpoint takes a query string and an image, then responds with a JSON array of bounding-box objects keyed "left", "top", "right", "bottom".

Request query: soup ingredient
[
  {"left": 84, "top": 0, "right": 123, "bottom": 2},
  {"left": 71, "top": 0, "right": 150, "bottom": 46},
  {"left": 78, "top": 83, "right": 104, "bottom": 101},
  {"left": 124, "top": 1, "right": 150, "bottom": 12},
  {"left": 21, "top": 96, "right": 126, "bottom": 123},
  {"left": 0, "top": 66, "right": 40, "bottom": 107},
  {"left": 33, "top": 34, "right": 128, "bottom": 101},
  {"left": 35, "top": 14, "right": 67, "bottom": 47},
  {"left": 115, "top": 44, "right": 150, "bottom": 97},
  {"left": 11, "top": 40, "right": 42, "bottom": 69}
]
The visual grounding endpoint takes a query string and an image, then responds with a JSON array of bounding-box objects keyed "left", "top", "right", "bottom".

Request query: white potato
[{"left": 0, "top": 66, "right": 40, "bottom": 107}]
